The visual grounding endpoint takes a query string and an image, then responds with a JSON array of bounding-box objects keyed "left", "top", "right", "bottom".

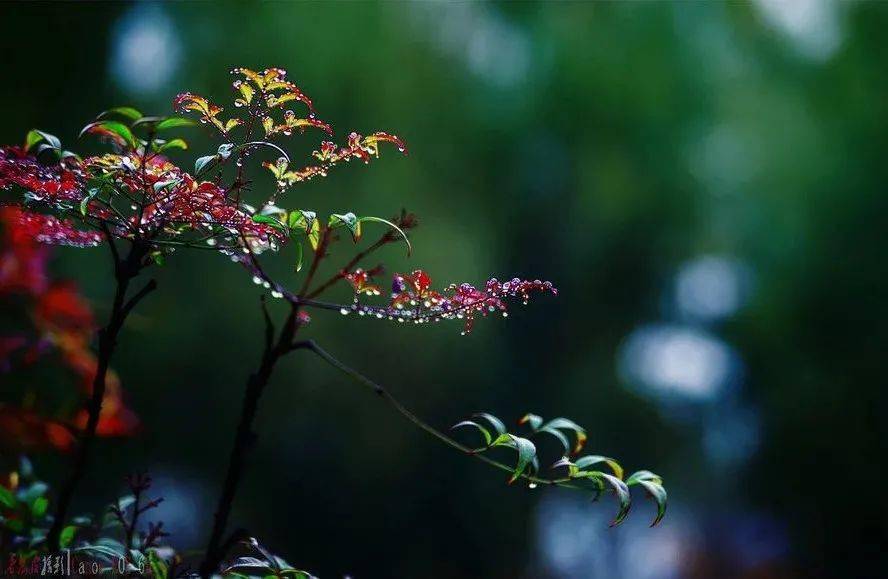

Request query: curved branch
[{"left": 292, "top": 339, "right": 581, "bottom": 490}]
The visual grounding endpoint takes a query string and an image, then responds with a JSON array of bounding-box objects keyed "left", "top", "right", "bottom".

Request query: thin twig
[
  {"left": 305, "top": 234, "right": 389, "bottom": 300},
  {"left": 292, "top": 340, "right": 581, "bottom": 489},
  {"left": 297, "top": 227, "right": 332, "bottom": 297},
  {"left": 199, "top": 303, "right": 302, "bottom": 579},
  {"left": 46, "top": 242, "right": 150, "bottom": 549}
]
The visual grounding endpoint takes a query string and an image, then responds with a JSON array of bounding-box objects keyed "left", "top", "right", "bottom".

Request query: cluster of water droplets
[{"left": 336, "top": 276, "right": 557, "bottom": 335}]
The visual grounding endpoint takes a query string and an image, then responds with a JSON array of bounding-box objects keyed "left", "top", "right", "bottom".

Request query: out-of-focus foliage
[{"left": 0, "top": 207, "right": 138, "bottom": 453}]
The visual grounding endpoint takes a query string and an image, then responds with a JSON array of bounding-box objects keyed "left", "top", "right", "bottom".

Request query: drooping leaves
[
  {"left": 451, "top": 420, "right": 492, "bottom": 448},
  {"left": 448, "top": 411, "right": 666, "bottom": 526},
  {"left": 574, "top": 455, "right": 624, "bottom": 480},
  {"left": 626, "top": 470, "right": 667, "bottom": 526},
  {"left": 80, "top": 120, "right": 137, "bottom": 149},
  {"left": 329, "top": 212, "right": 361, "bottom": 242},
  {"left": 472, "top": 412, "right": 507, "bottom": 437},
  {"left": 493, "top": 434, "right": 537, "bottom": 484}
]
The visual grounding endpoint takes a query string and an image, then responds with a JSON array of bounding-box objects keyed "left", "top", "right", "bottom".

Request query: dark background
[{"left": 2, "top": 2, "right": 886, "bottom": 578}]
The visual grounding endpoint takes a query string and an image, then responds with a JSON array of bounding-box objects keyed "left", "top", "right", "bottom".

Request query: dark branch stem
[
  {"left": 100, "top": 223, "right": 120, "bottom": 276},
  {"left": 121, "top": 279, "right": 158, "bottom": 319},
  {"left": 200, "top": 302, "right": 301, "bottom": 578},
  {"left": 46, "top": 242, "right": 155, "bottom": 549},
  {"left": 124, "top": 480, "right": 144, "bottom": 552}
]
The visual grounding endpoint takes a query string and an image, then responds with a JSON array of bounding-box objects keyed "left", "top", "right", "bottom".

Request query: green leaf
[
  {"left": 80, "top": 190, "right": 98, "bottom": 216},
  {"left": 155, "top": 116, "right": 198, "bottom": 131},
  {"left": 472, "top": 413, "right": 507, "bottom": 437},
  {"left": 518, "top": 413, "right": 543, "bottom": 431},
  {"left": 157, "top": 138, "right": 188, "bottom": 153},
  {"left": 98, "top": 107, "right": 143, "bottom": 122},
  {"left": 636, "top": 480, "right": 667, "bottom": 526},
  {"left": 30, "top": 496, "right": 48, "bottom": 518},
  {"left": 540, "top": 417, "right": 587, "bottom": 455},
  {"left": 539, "top": 426, "right": 571, "bottom": 452},
  {"left": 218, "top": 143, "right": 236, "bottom": 159},
  {"left": 20, "top": 482, "right": 47, "bottom": 504},
  {"left": 131, "top": 116, "right": 165, "bottom": 127},
  {"left": 289, "top": 211, "right": 320, "bottom": 250},
  {"left": 288, "top": 210, "right": 316, "bottom": 231},
  {"left": 307, "top": 217, "right": 320, "bottom": 250},
  {"left": 148, "top": 549, "right": 169, "bottom": 579},
  {"left": 153, "top": 178, "right": 180, "bottom": 192},
  {"left": 551, "top": 456, "right": 580, "bottom": 478},
  {"left": 491, "top": 434, "right": 537, "bottom": 484},
  {"left": 80, "top": 120, "right": 137, "bottom": 149},
  {"left": 358, "top": 216, "right": 412, "bottom": 256},
  {"left": 252, "top": 214, "right": 287, "bottom": 232},
  {"left": 592, "top": 472, "right": 631, "bottom": 526},
  {"left": 195, "top": 155, "right": 217, "bottom": 175},
  {"left": 451, "top": 420, "right": 492, "bottom": 447},
  {"left": 0, "top": 485, "right": 15, "bottom": 509},
  {"left": 260, "top": 204, "right": 287, "bottom": 218},
  {"left": 25, "top": 129, "right": 60, "bottom": 152},
  {"left": 626, "top": 470, "right": 662, "bottom": 486},
  {"left": 574, "top": 455, "right": 624, "bottom": 480},
  {"left": 59, "top": 525, "right": 77, "bottom": 549},
  {"left": 294, "top": 241, "right": 303, "bottom": 273},
  {"left": 328, "top": 212, "right": 361, "bottom": 242}
]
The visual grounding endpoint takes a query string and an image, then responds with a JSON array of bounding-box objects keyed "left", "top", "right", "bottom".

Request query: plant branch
[
  {"left": 200, "top": 303, "right": 301, "bottom": 578},
  {"left": 100, "top": 222, "right": 120, "bottom": 276},
  {"left": 297, "top": 227, "right": 332, "bottom": 297},
  {"left": 121, "top": 278, "right": 158, "bottom": 319},
  {"left": 292, "top": 340, "right": 580, "bottom": 489},
  {"left": 46, "top": 241, "right": 151, "bottom": 549},
  {"left": 305, "top": 234, "right": 389, "bottom": 300}
]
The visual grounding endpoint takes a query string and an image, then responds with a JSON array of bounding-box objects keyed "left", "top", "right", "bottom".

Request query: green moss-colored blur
[{"left": 2, "top": 2, "right": 886, "bottom": 577}]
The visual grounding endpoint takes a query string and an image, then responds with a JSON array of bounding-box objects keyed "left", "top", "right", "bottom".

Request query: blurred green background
[{"left": 2, "top": 1, "right": 887, "bottom": 578}]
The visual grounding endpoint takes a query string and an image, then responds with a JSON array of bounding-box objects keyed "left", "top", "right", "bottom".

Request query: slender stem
[
  {"left": 124, "top": 481, "right": 144, "bottom": 552},
  {"left": 292, "top": 340, "right": 580, "bottom": 489},
  {"left": 297, "top": 228, "right": 332, "bottom": 297},
  {"left": 46, "top": 242, "right": 155, "bottom": 549},
  {"left": 200, "top": 302, "right": 300, "bottom": 578},
  {"left": 305, "top": 234, "right": 389, "bottom": 300}
]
